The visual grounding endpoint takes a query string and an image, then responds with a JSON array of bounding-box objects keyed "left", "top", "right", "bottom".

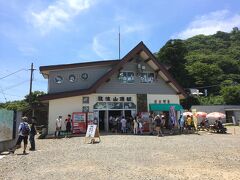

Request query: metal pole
[
  {"left": 29, "top": 63, "right": 35, "bottom": 117},
  {"left": 29, "top": 63, "right": 34, "bottom": 95},
  {"left": 118, "top": 26, "right": 121, "bottom": 60}
]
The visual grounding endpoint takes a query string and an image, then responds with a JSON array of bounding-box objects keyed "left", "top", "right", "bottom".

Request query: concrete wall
[{"left": 0, "top": 112, "right": 21, "bottom": 153}]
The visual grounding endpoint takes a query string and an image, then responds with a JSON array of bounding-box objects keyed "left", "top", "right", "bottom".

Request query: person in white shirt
[
  {"left": 121, "top": 116, "right": 127, "bottom": 133},
  {"left": 55, "top": 116, "right": 62, "bottom": 138},
  {"left": 133, "top": 117, "right": 138, "bottom": 135}
]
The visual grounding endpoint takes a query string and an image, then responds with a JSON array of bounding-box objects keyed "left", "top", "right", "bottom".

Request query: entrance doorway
[
  {"left": 108, "top": 110, "right": 122, "bottom": 132},
  {"left": 99, "top": 111, "right": 105, "bottom": 131},
  {"left": 109, "top": 110, "right": 122, "bottom": 118},
  {"left": 124, "top": 110, "right": 132, "bottom": 118}
]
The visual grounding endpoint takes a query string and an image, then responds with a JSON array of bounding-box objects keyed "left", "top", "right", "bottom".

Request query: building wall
[
  {"left": 147, "top": 94, "right": 180, "bottom": 105},
  {"left": 48, "top": 93, "right": 137, "bottom": 134},
  {"left": 48, "top": 65, "right": 112, "bottom": 93},
  {"left": 48, "top": 96, "right": 84, "bottom": 134},
  {"left": 97, "top": 61, "right": 176, "bottom": 94}
]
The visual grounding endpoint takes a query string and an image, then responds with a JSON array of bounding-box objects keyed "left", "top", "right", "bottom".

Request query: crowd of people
[
  {"left": 108, "top": 114, "right": 167, "bottom": 137},
  {"left": 8, "top": 111, "right": 228, "bottom": 154}
]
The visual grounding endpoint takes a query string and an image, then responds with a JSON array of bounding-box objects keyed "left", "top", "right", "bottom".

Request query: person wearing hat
[
  {"left": 29, "top": 117, "right": 37, "bottom": 151},
  {"left": 9, "top": 116, "right": 30, "bottom": 154}
]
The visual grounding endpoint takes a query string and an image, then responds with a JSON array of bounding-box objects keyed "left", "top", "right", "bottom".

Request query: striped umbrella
[{"left": 195, "top": 112, "right": 207, "bottom": 118}]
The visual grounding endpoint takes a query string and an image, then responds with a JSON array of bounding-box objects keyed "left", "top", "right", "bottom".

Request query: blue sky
[{"left": 0, "top": 0, "right": 240, "bottom": 102}]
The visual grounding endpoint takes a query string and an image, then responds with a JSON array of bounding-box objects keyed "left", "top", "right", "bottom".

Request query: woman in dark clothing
[
  {"left": 65, "top": 114, "right": 72, "bottom": 137},
  {"left": 29, "top": 117, "right": 37, "bottom": 151}
]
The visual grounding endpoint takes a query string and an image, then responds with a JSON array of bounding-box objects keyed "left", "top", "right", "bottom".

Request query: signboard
[
  {"left": 85, "top": 124, "right": 100, "bottom": 144},
  {"left": 0, "top": 109, "right": 14, "bottom": 142},
  {"left": 85, "top": 124, "right": 97, "bottom": 138},
  {"left": 72, "top": 112, "right": 86, "bottom": 133}
]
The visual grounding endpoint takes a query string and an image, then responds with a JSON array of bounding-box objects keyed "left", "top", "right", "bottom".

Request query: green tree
[
  {"left": 220, "top": 85, "right": 240, "bottom": 105},
  {"left": 186, "top": 62, "right": 222, "bottom": 87},
  {"left": 157, "top": 39, "right": 192, "bottom": 87}
]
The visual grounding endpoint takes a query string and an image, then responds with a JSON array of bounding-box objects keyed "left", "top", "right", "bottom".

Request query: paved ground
[{"left": 0, "top": 127, "right": 240, "bottom": 180}]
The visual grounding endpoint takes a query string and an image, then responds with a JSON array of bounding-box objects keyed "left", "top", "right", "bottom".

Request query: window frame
[
  {"left": 140, "top": 72, "right": 155, "bottom": 83},
  {"left": 54, "top": 75, "right": 64, "bottom": 84},
  {"left": 118, "top": 71, "right": 135, "bottom": 83}
]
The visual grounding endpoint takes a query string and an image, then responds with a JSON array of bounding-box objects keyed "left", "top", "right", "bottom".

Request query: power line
[
  {"left": 0, "top": 69, "right": 27, "bottom": 80},
  {"left": 2, "top": 80, "right": 30, "bottom": 92}
]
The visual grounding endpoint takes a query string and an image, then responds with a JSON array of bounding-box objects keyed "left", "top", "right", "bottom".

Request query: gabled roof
[{"left": 39, "top": 41, "right": 186, "bottom": 101}]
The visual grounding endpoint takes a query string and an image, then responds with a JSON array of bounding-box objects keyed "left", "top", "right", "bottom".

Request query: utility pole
[{"left": 29, "top": 63, "right": 36, "bottom": 117}]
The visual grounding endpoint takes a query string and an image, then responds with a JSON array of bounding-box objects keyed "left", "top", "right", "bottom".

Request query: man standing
[
  {"left": 65, "top": 114, "right": 72, "bottom": 137},
  {"left": 9, "top": 116, "right": 30, "bottom": 154},
  {"left": 55, "top": 116, "right": 62, "bottom": 138},
  {"left": 120, "top": 116, "right": 127, "bottom": 133},
  {"left": 29, "top": 117, "right": 37, "bottom": 151},
  {"left": 154, "top": 115, "right": 164, "bottom": 137}
]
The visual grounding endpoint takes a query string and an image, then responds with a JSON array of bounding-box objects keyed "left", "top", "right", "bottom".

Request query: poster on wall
[
  {"left": 0, "top": 109, "right": 14, "bottom": 142},
  {"left": 93, "top": 111, "right": 99, "bottom": 125},
  {"left": 72, "top": 112, "right": 86, "bottom": 133},
  {"left": 87, "top": 112, "right": 94, "bottom": 125}
]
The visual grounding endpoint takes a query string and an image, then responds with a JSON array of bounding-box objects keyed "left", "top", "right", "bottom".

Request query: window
[
  {"left": 83, "top": 97, "right": 89, "bottom": 104},
  {"left": 69, "top": 74, "right": 76, "bottom": 83},
  {"left": 55, "top": 76, "right": 63, "bottom": 84},
  {"left": 118, "top": 72, "right": 134, "bottom": 83},
  {"left": 82, "top": 106, "right": 89, "bottom": 112},
  {"left": 140, "top": 73, "right": 154, "bottom": 83},
  {"left": 81, "top": 73, "right": 88, "bottom": 80}
]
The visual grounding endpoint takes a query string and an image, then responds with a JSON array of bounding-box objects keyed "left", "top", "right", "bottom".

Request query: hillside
[{"left": 156, "top": 27, "right": 240, "bottom": 105}]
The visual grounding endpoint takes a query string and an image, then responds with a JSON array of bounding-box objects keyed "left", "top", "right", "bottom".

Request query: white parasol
[{"left": 206, "top": 112, "right": 226, "bottom": 120}]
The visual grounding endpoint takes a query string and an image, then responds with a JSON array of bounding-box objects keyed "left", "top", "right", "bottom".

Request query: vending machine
[{"left": 72, "top": 112, "right": 87, "bottom": 134}]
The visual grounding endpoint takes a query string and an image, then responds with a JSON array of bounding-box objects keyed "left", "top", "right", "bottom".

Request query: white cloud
[
  {"left": 18, "top": 45, "right": 38, "bottom": 56},
  {"left": 28, "top": 0, "right": 95, "bottom": 35},
  {"left": 92, "top": 30, "right": 117, "bottom": 59},
  {"left": 174, "top": 10, "right": 240, "bottom": 39}
]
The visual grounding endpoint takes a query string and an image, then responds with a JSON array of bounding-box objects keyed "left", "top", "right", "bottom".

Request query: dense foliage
[
  {"left": 0, "top": 91, "right": 46, "bottom": 116},
  {"left": 157, "top": 27, "right": 240, "bottom": 105}
]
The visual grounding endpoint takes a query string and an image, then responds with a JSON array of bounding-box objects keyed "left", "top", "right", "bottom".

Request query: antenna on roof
[{"left": 118, "top": 26, "right": 121, "bottom": 60}]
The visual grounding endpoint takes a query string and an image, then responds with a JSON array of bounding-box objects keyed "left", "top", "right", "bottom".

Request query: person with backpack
[
  {"left": 29, "top": 117, "right": 37, "bottom": 151},
  {"left": 9, "top": 116, "right": 30, "bottom": 154},
  {"left": 154, "top": 115, "right": 164, "bottom": 137}
]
